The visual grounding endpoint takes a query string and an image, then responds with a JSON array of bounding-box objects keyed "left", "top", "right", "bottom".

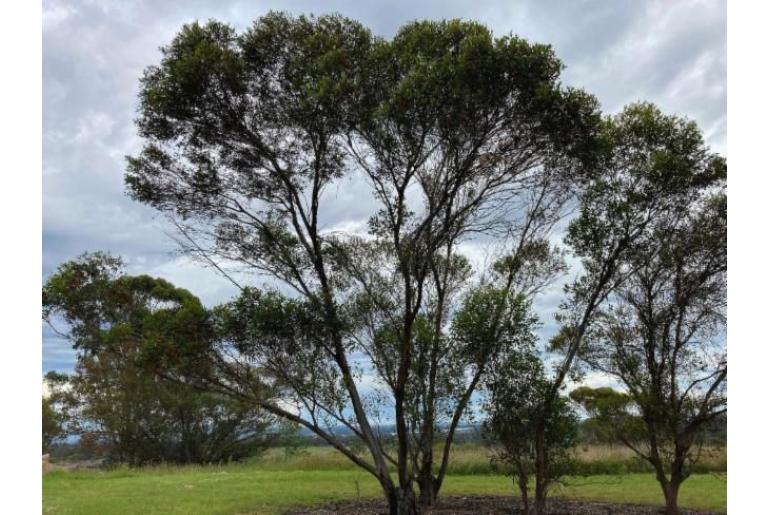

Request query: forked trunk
[
  {"left": 387, "top": 485, "right": 420, "bottom": 515},
  {"left": 662, "top": 481, "right": 680, "bottom": 515},
  {"left": 516, "top": 472, "right": 529, "bottom": 514},
  {"left": 658, "top": 473, "right": 683, "bottom": 515},
  {"left": 652, "top": 458, "right": 682, "bottom": 515},
  {"left": 417, "top": 473, "right": 438, "bottom": 506}
]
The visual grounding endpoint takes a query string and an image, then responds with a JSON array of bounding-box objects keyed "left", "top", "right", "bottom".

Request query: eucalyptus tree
[
  {"left": 553, "top": 103, "right": 726, "bottom": 515},
  {"left": 125, "top": 13, "right": 599, "bottom": 514},
  {"left": 571, "top": 193, "right": 726, "bottom": 515}
]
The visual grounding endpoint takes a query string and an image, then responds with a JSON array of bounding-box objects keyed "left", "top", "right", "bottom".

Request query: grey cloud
[{"left": 43, "top": 0, "right": 725, "bottom": 373}]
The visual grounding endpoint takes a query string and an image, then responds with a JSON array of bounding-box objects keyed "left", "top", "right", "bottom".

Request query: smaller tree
[
  {"left": 561, "top": 104, "right": 727, "bottom": 515},
  {"left": 484, "top": 350, "right": 579, "bottom": 515}
]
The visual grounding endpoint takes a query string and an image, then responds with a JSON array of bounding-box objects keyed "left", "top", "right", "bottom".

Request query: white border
[
  {"left": 0, "top": 0, "right": 42, "bottom": 511},
  {"left": 4, "top": 0, "right": 759, "bottom": 512},
  {"left": 728, "top": 1, "right": 770, "bottom": 513}
]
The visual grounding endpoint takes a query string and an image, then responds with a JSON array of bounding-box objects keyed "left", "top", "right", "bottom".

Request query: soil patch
[{"left": 283, "top": 495, "right": 721, "bottom": 515}]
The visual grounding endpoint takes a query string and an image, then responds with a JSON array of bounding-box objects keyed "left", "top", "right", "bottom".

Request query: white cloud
[
  {"left": 140, "top": 255, "right": 241, "bottom": 307},
  {"left": 564, "top": 371, "right": 624, "bottom": 394},
  {"left": 42, "top": 3, "right": 76, "bottom": 31}
]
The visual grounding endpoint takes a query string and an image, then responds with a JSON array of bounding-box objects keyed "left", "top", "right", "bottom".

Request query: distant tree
[
  {"left": 42, "top": 396, "right": 65, "bottom": 453},
  {"left": 569, "top": 386, "right": 646, "bottom": 447},
  {"left": 556, "top": 103, "right": 726, "bottom": 515},
  {"left": 124, "top": 12, "right": 599, "bottom": 514},
  {"left": 484, "top": 349, "right": 579, "bottom": 515},
  {"left": 43, "top": 371, "right": 72, "bottom": 455},
  {"left": 42, "top": 252, "right": 276, "bottom": 465},
  {"left": 276, "top": 421, "right": 309, "bottom": 458}
]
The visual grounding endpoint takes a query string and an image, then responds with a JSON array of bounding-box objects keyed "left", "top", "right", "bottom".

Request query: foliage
[{"left": 43, "top": 252, "right": 275, "bottom": 465}]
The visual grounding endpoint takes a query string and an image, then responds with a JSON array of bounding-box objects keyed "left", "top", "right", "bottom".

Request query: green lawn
[{"left": 43, "top": 462, "right": 726, "bottom": 515}]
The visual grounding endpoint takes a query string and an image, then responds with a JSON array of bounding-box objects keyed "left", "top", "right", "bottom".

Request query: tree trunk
[
  {"left": 662, "top": 480, "right": 681, "bottom": 515},
  {"left": 533, "top": 479, "right": 547, "bottom": 515},
  {"left": 532, "top": 429, "right": 547, "bottom": 515},
  {"left": 652, "top": 457, "right": 681, "bottom": 515},
  {"left": 387, "top": 485, "right": 420, "bottom": 515},
  {"left": 663, "top": 442, "right": 690, "bottom": 515},
  {"left": 417, "top": 472, "right": 437, "bottom": 506},
  {"left": 516, "top": 471, "right": 529, "bottom": 515}
]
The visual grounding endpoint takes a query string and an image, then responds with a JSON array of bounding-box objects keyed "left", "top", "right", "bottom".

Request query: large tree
[
  {"left": 42, "top": 253, "right": 276, "bottom": 465},
  {"left": 124, "top": 13, "right": 599, "bottom": 514},
  {"left": 555, "top": 103, "right": 726, "bottom": 515}
]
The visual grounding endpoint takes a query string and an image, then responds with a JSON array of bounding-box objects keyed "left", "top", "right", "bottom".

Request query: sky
[{"left": 42, "top": 0, "right": 726, "bottom": 375}]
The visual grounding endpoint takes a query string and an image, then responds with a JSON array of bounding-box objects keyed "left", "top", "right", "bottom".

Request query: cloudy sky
[{"left": 42, "top": 0, "right": 726, "bottom": 374}]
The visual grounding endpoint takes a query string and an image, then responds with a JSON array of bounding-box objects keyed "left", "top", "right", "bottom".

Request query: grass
[{"left": 43, "top": 445, "right": 727, "bottom": 514}]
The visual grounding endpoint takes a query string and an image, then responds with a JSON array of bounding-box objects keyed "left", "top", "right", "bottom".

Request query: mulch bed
[{"left": 283, "top": 495, "right": 721, "bottom": 514}]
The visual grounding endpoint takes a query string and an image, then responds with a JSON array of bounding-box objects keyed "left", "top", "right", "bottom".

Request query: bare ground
[{"left": 283, "top": 495, "right": 721, "bottom": 515}]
